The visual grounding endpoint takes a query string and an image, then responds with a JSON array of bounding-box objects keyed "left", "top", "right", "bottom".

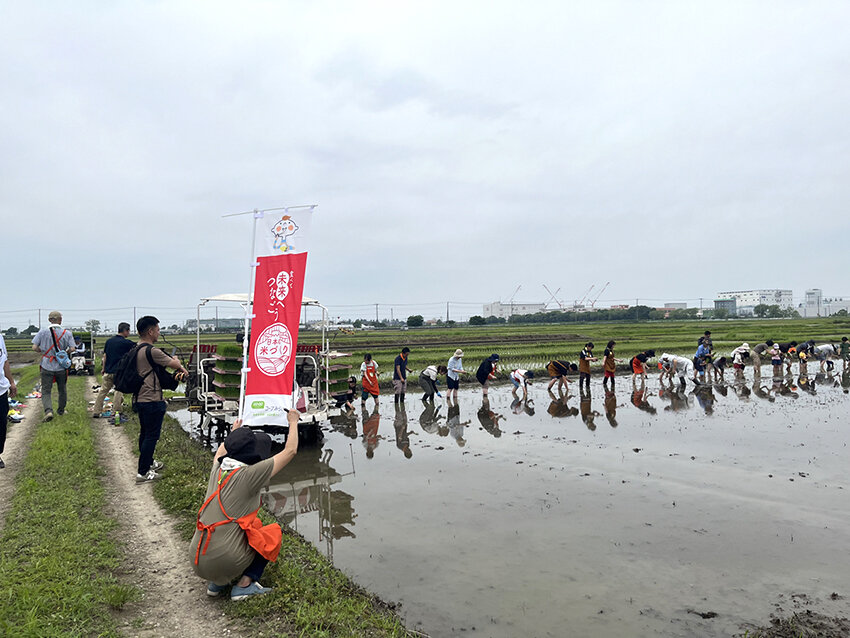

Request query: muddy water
[{"left": 175, "top": 372, "right": 850, "bottom": 637}]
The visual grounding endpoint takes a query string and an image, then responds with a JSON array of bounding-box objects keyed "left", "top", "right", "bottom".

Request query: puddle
[{"left": 175, "top": 371, "right": 850, "bottom": 637}]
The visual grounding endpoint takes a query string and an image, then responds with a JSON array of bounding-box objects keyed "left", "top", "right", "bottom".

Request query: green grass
[
  {"left": 11, "top": 363, "right": 40, "bottom": 397},
  {"left": 123, "top": 413, "right": 413, "bottom": 637},
  {"left": 0, "top": 377, "right": 138, "bottom": 636}
]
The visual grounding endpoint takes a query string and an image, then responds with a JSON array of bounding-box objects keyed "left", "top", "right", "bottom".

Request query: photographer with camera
[{"left": 133, "top": 315, "right": 188, "bottom": 483}]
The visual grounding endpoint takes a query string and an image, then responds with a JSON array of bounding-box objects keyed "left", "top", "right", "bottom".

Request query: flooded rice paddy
[{"left": 174, "top": 371, "right": 850, "bottom": 637}]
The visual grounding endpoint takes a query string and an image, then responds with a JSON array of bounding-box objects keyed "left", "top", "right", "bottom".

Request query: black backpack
[
  {"left": 113, "top": 344, "right": 178, "bottom": 395},
  {"left": 113, "top": 344, "right": 151, "bottom": 395}
]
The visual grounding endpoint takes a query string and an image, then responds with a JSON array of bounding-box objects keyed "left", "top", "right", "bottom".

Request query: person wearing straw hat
[
  {"left": 446, "top": 348, "right": 465, "bottom": 400},
  {"left": 192, "top": 410, "right": 299, "bottom": 601}
]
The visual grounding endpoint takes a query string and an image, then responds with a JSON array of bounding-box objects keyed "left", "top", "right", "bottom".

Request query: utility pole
[
  {"left": 38, "top": 308, "right": 42, "bottom": 328},
  {"left": 215, "top": 307, "right": 219, "bottom": 331},
  {"left": 635, "top": 299, "right": 639, "bottom": 321},
  {"left": 375, "top": 303, "right": 379, "bottom": 324},
  {"left": 390, "top": 308, "right": 393, "bottom": 324},
  {"left": 133, "top": 307, "right": 137, "bottom": 333},
  {"left": 446, "top": 301, "right": 450, "bottom": 323}
]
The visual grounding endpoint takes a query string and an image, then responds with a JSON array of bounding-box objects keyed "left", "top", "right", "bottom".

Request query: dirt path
[
  {"left": 0, "top": 391, "right": 41, "bottom": 530},
  {"left": 87, "top": 383, "right": 238, "bottom": 637}
]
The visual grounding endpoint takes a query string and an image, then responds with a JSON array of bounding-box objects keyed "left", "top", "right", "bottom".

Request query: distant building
[
  {"left": 482, "top": 301, "right": 547, "bottom": 319},
  {"left": 664, "top": 303, "right": 687, "bottom": 309},
  {"left": 184, "top": 317, "right": 244, "bottom": 330},
  {"left": 716, "top": 289, "right": 793, "bottom": 310},
  {"left": 802, "top": 289, "right": 850, "bottom": 317},
  {"left": 714, "top": 298, "right": 737, "bottom": 315}
]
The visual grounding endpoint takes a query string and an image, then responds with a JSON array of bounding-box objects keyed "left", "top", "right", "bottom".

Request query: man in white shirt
[{"left": 0, "top": 333, "right": 18, "bottom": 468}]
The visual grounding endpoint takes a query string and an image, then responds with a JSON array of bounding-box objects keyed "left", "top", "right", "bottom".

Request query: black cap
[
  {"left": 218, "top": 428, "right": 273, "bottom": 465},
  {"left": 490, "top": 353, "right": 500, "bottom": 361}
]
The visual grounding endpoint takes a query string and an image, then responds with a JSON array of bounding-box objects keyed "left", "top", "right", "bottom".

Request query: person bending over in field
[
  {"left": 545, "top": 360, "right": 577, "bottom": 393},
  {"left": 630, "top": 350, "right": 655, "bottom": 384},
  {"left": 419, "top": 364, "right": 447, "bottom": 402},
  {"left": 509, "top": 368, "right": 534, "bottom": 399},
  {"left": 476, "top": 354, "right": 500, "bottom": 397}
]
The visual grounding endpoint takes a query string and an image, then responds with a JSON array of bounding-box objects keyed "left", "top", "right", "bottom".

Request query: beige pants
[{"left": 94, "top": 373, "right": 125, "bottom": 414}]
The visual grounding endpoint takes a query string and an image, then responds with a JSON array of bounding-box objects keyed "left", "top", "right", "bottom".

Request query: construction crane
[
  {"left": 576, "top": 284, "right": 594, "bottom": 309},
  {"left": 507, "top": 285, "right": 522, "bottom": 304},
  {"left": 542, "top": 284, "right": 564, "bottom": 310},
  {"left": 590, "top": 282, "right": 610, "bottom": 308}
]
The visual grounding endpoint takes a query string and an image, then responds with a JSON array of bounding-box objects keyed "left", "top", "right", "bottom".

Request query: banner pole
[{"left": 238, "top": 209, "right": 262, "bottom": 420}]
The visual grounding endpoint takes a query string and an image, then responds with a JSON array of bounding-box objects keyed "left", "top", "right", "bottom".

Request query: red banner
[{"left": 243, "top": 208, "right": 313, "bottom": 425}]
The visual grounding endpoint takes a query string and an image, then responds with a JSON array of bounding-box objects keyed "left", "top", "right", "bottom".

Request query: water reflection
[
  {"left": 630, "top": 381, "right": 657, "bottom": 415},
  {"left": 394, "top": 403, "right": 413, "bottom": 458},
  {"left": 579, "top": 386, "right": 600, "bottom": 430},
  {"left": 658, "top": 381, "right": 691, "bottom": 411},
  {"left": 692, "top": 385, "right": 715, "bottom": 414},
  {"left": 547, "top": 390, "right": 578, "bottom": 419},
  {"left": 604, "top": 388, "right": 618, "bottom": 427},
  {"left": 477, "top": 396, "right": 504, "bottom": 437},
  {"left": 418, "top": 401, "right": 443, "bottom": 435},
  {"left": 263, "top": 442, "right": 356, "bottom": 561},
  {"left": 361, "top": 406, "right": 381, "bottom": 459},
  {"left": 446, "top": 399, "right": 470, "bottom": 447}
]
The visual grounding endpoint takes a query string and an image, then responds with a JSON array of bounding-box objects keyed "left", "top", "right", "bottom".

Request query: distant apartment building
[
  {"left": 801, "top": 289, "right": 850, "bottom": 317},
  {"left": 715, "top": 289, "right": 793, "bottom": 315},
  {"left": 482, "top": 301, "right": 547, "bottom": 319},
  {"left": 664, "top": 303, "right": 687, "bottom": 309}
]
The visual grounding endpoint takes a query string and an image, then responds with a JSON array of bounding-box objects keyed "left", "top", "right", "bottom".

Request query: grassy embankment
[
  {"left": 11, "top": 363, "right": 41, "bottom": 397},
  {"left": 0, "top": 376, "right": 136, "bottom": 636},
  {"left": 123, "top": 413, "right": 413, "bottom": 637}
]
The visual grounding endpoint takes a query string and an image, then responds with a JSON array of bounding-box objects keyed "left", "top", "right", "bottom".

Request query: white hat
[{"left": 454, "top": 349, "right": 464, "bottom": 357}]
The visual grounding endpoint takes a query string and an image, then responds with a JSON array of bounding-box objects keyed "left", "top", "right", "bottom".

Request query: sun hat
[
  {"left": 218, "top": 428, "right": 273, "bottom": 465},
  {"left": 454, "top": 349, "right": 464, "bottom": 357}
]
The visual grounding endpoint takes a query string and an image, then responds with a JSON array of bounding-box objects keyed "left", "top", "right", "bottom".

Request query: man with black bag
[
  {"left": 31, "top": 310, "right": 76, "bottom": 421},
  {"left": 132, "top": 315, "right": 188, "bottom": 483}
]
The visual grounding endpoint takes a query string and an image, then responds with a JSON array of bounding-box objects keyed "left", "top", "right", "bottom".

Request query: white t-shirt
[
  {"left": 814, "top": 344, "right": 836, "bottom": 357},
  {"left": 360, "top": 361, "right": 379, "bottom": 374},
  {"left": 422, "top": 365, "right": 438, "bottom": 381},
  {"left": 511, "top": 369, "right": 528, "bottom": 384},
  {"left": 0, "top": 334, "right": 9, "bottom": 395}
]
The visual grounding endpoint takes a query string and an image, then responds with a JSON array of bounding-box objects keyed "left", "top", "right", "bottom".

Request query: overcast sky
[{"left": 2, "top": 1, "right": 849, "bottom": 329}]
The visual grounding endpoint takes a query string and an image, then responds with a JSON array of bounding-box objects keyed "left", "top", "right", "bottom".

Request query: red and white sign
[{"left": 243, "top": 207, "right": 313, "bottom": 425}]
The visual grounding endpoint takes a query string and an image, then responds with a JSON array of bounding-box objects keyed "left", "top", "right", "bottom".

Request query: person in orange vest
[
  {"left": 360, "top": 353, "right": 380, "bottom": 408},
  {"left": 191, "top": 409, "right": 299, "bottom": 601}
]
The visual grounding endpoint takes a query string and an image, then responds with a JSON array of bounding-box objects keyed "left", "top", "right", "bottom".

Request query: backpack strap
[
  {"left": 143, "top": 344, "right": 160, "bottom": 392},
  {"left": 130, "top": 344, "right": 156, "bottom": 399},
  {"left": 45, "top": 327, "right": 67, "bottom": 362}
]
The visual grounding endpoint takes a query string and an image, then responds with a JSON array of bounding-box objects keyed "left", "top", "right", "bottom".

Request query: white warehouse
[{"left": 715, "top": 289, "right": 794, "bottom": 311}]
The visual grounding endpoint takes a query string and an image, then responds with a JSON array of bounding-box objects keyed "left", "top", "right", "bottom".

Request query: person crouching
[{"left": 191, "top": 410, "right": 299, "bottom": 601}]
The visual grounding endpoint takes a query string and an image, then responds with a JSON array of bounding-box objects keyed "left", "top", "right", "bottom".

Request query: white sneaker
[
  {"left": 135, "top": 470, "right": 161, "bottom": 484},
  {"left": 151, "top": 460, "right": 164, "bottom": 471}
]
